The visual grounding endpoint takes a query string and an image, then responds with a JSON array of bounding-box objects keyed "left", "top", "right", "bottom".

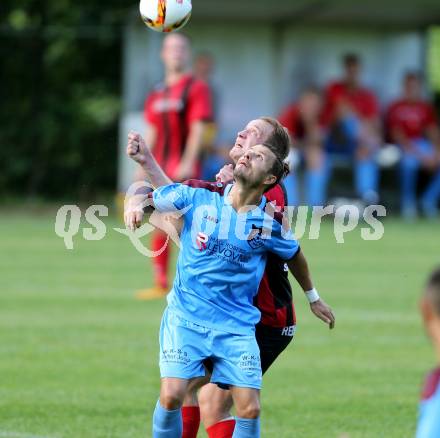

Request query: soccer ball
[{"left": 139, "top": 0, "right": 192, "bottom": 33}]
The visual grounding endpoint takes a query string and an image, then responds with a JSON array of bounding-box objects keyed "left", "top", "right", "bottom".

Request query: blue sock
[
  {"left": 232, "top": 417, "right": 260, "bottom": 438},
  {"left": 152, "top": 399, "right": 182, "bottom": 438}
]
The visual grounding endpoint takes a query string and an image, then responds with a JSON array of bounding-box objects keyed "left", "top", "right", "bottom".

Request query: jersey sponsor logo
[
  {"left": 247, "top": 224, "right": 265, "bottom": 249},
  {"left": 152, "top": 97, "right": 184, "bottom": 113},
  {"left": 196, "top": 231, "right": 208, "bottom": 251},
  {"left": 281, "top": 325, "right": 296, "bottom": 337},
  {"left": 161, "top": 348, "right": 191, "bottom": 365},
  {"left": 204, "top": 237, "right": 251, "bottom": 266},
  {"left": 203, "top": 214, "right": 219, "bottom": 224},
  {"left": 238, "top": 352, "right": 261, "bottom": 372}
]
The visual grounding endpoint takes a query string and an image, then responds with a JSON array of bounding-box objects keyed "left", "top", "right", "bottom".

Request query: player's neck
[
  {"left": 404, "top": 95, "right": 420, "bottom": 103},
  {"left": 229, "top": 183, "right": 263, "bottom": 212},
  {"left": 165, "top": 69, "right": 189, "bottom": 86},
  {"left": 344, "top": 78, "right": 359, "bottom": 90}
]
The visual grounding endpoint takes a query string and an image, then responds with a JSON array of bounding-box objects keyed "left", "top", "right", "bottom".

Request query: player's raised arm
[
  {"left": 286, "top": 251, "right": 335, "bottom": 329},
  {"left": 124, "top": 190, "right": 154, "bottom": 231},
  {"left": 124, "top": 182, "right": 194, "bottom": 231},
  {"left": 127, "top": 131, "right": 173, "bottom": 188}
]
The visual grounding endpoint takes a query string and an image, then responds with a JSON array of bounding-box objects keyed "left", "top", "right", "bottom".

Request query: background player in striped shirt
[
  {"left": 126, "top": 117, "right": 335, "bottom": 438},
  {"left": 137, "top": 32, "right": 214, "bottom": 298},
  {"left": 418, "top": 267, "right": 440, "bottom": 438}
]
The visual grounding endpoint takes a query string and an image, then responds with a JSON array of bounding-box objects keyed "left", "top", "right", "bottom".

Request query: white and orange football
[{"left": 139, "top": 0, "right": 192, "bottom": 33}]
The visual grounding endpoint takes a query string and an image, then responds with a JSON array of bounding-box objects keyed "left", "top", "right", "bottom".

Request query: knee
[
  {"left": 235, "top": 401, "right": 260, "bottom": 419},
  {"left": 197, "top": 386, "right": 210, "bottom": 411},
  {"left": 160, "top": 390, "right": 184, "bottom": 410},
  {"left": 199, "top": 389, "right": 222, "bottom": 425},
  {"left": 199, "top": 386, "right": 232, "bottom": 427},
  {"left": 183, "top": 377, "right": 209, "bottom": 406}
]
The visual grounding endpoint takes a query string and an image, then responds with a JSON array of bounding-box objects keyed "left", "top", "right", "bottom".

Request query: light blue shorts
[{"left": 158, "top": 307, "right": 262, "bottom": 389}]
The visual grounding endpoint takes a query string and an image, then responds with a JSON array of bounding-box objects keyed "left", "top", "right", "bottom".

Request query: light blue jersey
[
  {"left": 152, "top": 181, "right": 300, "bottom": 335},
  {"left": 417, "top": 368, "right": 440, "bottom": 438}
]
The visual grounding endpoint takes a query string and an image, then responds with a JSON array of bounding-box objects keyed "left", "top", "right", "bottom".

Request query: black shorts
[
  {"left": 256, "top": 322, "right": 295, "bottom": 374},
  {"left": 203, "top": 323, "right": 295, "bottom": 388}
]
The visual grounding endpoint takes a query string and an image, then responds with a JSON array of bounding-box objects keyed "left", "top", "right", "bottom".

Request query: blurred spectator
[
  {"left": 194, "top": 51, "right": 228, "bottom": 181},
  {"left": 279, "top": 87, "right": 326, "bottom": 206},
  {"left": 137, "top": 33, "right": 213, "bottom": 298},
  {"left": 322, "top": 53, "right": 382, "bottom": 204},
  {"left": 386, "top": 72, "right": 440, "bottom": 218}
]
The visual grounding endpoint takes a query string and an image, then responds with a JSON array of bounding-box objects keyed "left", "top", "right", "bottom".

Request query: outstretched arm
[
  {"left": 287, "top": 250, "right": 335, "bottom": 329},
  {"left": 124, "top": 190, "right": 155, "bottom": 231},
  {"left": 124, "top": 180, "right": 193, "bottom": 233},
  {"left": 127, "top": 131, "right": 173, "bottom": 188}
]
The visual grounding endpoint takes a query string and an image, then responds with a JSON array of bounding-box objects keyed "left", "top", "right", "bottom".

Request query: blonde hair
[{"left": 258, "top": 116, "right": 291, "bottom": 161}]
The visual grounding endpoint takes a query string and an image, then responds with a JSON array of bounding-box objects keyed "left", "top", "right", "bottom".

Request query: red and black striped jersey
[
  {"left": 144, "top": 74, "right": 213, "bottom": 180},
  {"left": 255, "top": 183, "right": 296, "bottom": 327}
]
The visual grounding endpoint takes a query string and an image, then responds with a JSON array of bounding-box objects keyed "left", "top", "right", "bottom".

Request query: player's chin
[{"left": 233, "top": 165, "right": 245, "bottom": 177}]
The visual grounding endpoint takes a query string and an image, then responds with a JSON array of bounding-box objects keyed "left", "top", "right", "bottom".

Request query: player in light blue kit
[
  {"left": 418, "top": 267, "right": 440, "bottom": 438},
  {"left": 126, "top": 135, "right": 335, "bottom": 438}
]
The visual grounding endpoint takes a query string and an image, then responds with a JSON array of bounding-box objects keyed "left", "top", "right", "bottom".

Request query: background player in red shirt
[
  {"left": 138, "top": 33, "right": 213, "bottom": 298},
  {"left": 418, "top": 267, "right": 440, "bottom": 437},
  {"left": 126, "top": 117, "right": 335, "bottom": 438},
  {"left": 386, "top": 72, "right": 440, "bottom": 219},
  {"left": 322, "top": 53, "right": 382, "bottom": 204},
  {"left": 278, "top": 87, "right": 326, "bottom": 206}
]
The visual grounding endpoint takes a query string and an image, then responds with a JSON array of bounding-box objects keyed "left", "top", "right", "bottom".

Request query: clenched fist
[
  {"left": 215, "top": 164, "right": 234, "bottom": 184},
  {"left": 127, "top": 131, "right": 149, "bottom": 165}
]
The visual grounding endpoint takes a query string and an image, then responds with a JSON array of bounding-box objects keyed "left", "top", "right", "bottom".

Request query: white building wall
[
  {"left": 118, "top": 21, "right": 424, "bottom": 191},
  {"left": 276, "top": 27, "right": 424, "bottom": 107}
]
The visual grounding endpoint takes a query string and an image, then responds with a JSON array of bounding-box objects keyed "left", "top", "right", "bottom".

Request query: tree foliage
[{"left": 0, "top": 0, "right": 131, "bottom": 199}]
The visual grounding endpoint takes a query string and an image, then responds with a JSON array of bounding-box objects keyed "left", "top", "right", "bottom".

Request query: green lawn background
[{"left": 0, "top": 212, "right": 438, "bottom": 437}]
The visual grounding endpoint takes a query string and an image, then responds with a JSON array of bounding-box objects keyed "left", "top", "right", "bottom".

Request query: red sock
[
  {"left": 206, "top": 419, "right": 236, "bottom": 438},
  {"left": 182, "top": 406, "right": 200, "bottom": 438},
  {"left": 152, "top": 232, "right": 169, "bottom": 288}
]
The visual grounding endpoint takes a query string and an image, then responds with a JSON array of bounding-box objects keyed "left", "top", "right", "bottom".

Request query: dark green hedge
[{"left": 0, "top": 1, "right": 130, "bottom": 199}]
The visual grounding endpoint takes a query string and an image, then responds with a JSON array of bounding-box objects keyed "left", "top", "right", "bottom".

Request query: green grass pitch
[{"left": 0, "top": 212, "right": 438, "bottom": 437}]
